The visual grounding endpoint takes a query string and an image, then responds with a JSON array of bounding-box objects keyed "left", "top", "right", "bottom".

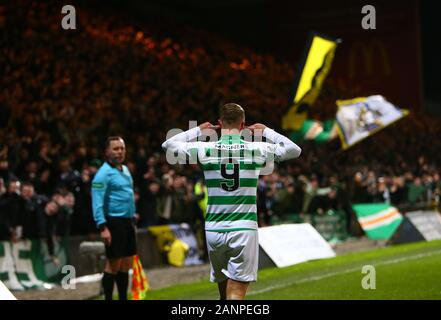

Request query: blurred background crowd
[{"left": 1, "top": 0, "right": 441, "bottom": 248}]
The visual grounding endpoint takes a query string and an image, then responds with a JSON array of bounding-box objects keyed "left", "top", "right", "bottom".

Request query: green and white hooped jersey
[{"left": 162, "top": 127, "right": 301, "bottom": 232}]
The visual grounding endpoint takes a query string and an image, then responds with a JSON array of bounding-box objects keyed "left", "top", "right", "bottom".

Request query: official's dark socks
[
  {"left": 115, "top": 271, "right": 129, "bottom": 300},
  {"left": 102, "top": 272, "right": 116, "bottom": 300}
]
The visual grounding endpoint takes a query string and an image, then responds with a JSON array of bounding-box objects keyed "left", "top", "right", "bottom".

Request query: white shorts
[{"left": 205, "top": 230, "right": 258, "bottom": 283}]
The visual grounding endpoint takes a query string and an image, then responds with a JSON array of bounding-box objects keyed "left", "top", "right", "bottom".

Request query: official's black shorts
[{"left": 105, "top": 217, "right": 137, "bottom": 259}]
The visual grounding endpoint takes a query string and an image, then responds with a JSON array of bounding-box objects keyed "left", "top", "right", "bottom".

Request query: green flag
[
  {"left": 352, "top": 203, "right": 403, "bottom": 240},
  {"left": 290, "top": 119, "right": 337, "bottom": 144}
]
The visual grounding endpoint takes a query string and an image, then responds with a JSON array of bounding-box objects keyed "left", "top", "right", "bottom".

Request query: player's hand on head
[
  {"left": 246, "top": 123, "right": 267, "bottom": 134},
  {"left": 199, "top": 122, "right": 220, "bottom": 130}
]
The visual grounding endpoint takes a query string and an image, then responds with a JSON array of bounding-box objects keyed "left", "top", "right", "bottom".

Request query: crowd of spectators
[{"left": 1, "top": 0, "right": 441, "bottom": 253}]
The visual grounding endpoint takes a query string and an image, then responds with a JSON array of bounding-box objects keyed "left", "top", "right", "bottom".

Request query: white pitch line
[{"left": 248, "top": 249, "right": 441, "bottom": 296}]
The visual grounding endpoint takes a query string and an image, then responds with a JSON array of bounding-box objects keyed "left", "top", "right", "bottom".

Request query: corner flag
[{"left": 131, "top": 255, "right": 149, "bottom": 300}]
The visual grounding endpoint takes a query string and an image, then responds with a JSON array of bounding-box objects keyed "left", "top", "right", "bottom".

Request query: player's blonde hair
[{"left": 220, "top": 103, "right": 245, "bottom": 126}]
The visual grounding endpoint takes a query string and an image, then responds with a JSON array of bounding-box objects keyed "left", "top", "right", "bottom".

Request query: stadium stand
[{"left": 1, "top": 0, "right": 440, "bottom": 259}]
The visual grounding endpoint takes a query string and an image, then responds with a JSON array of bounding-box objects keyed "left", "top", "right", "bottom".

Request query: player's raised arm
[
  {"left": 248, "top": 123, "right": 301, "bottom": 162},
  {"left": 161, "top": 122, "right": 219, "bottom": 161},
  {"left": 161, "top": 126, "right": 201, "bottom": 152}
]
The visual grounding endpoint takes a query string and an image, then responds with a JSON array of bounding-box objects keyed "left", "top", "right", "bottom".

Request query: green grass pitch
[{"left": 142, "top": 239, "right": 441, "bottom": 300}]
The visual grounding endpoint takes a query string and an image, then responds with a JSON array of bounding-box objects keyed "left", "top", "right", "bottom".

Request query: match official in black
[{"left": 91, "top": 136, "right": 137, "bottom": 300}]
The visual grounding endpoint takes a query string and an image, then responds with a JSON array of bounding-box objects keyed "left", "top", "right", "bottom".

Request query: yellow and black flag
[{"left": 282, "top": 33, "right": 340, "bottom": 131}]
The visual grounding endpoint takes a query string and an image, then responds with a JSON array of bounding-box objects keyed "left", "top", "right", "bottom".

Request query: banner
[
  {"left": 148, "top": 224, "right": 203, "bottom": 267},
  {"left": 405, "top": 211, "right": 441, "bottom": 241},
  {"left": 289, "top": 119, "right": 337, "bottom": 143},
  {"left": 258, "top": 223, "right": 336, "bottom": 268},
  {"left": 0, "top": 238, "right": 68, "bottom": 291},
  {"left": 353, "top": 203, "right": 403, "bottom": 240},
  {"left": 336, "top": 95, "right": 409, "bottom": 150},
  {"left": 169, "top": 224, "right": 204, "bottom": 266},
  {"left": 282, "top": 33, "right": 340, "bottom": 131}
]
